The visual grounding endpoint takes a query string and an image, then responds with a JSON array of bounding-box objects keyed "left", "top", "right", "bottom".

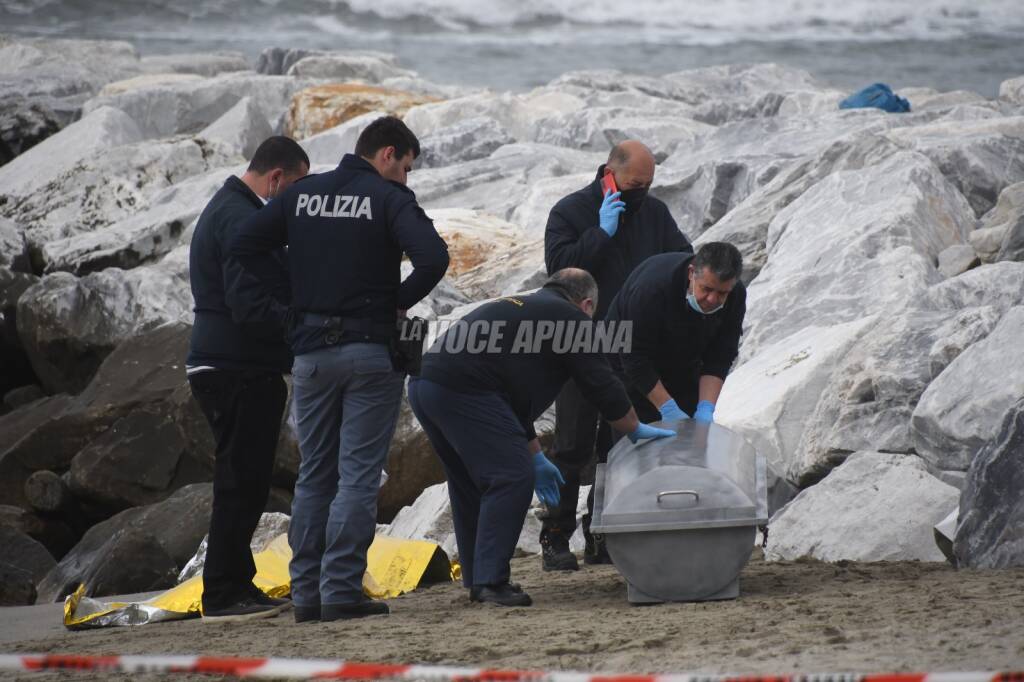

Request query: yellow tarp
[{"left": 64, "top": 534, "right": 456, "bottom": 629}]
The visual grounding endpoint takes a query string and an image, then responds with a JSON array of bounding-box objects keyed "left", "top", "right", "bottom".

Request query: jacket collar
[
  {"left": 672, "top": 253, "right": 696, "bottom": 307},
  {"left": 340, "top": 154, "right": 381, "bottom": 175},
  {"left": 589, "top": 163, "right": 609, "bottom": 199},
  {"left": 225, "top": 175, "right": 265, "bottom": 210}
]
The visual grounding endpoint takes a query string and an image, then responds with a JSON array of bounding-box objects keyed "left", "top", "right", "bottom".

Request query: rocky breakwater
[{"left": 2, "top": 34, "right": 1023, "bottom": 603}]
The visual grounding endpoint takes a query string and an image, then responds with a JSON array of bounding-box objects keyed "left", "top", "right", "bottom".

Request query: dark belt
[{"left": 301, "top": 313, "right": 394, "bottom": 343}]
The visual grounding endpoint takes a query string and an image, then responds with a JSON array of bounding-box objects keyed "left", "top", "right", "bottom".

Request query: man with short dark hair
[
  {"left": 540, "top": 140, "right": 693, "bottom": 570},
  {"left": 230, "top": 115, "right": 449, "bottom": 622},
  {"left": 607, "top": 242, "right": 746, "bottom": 429},
  {"left": 187, "top": 135, "right": 310, "bottom": 622},
  {"left": 408, "top": 268, "right": 673, "bottom": 607}
]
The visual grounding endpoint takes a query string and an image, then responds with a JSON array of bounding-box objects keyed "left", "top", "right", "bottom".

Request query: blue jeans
[
  {"left": 288, "top": 343, "right": 404, "bottom": 608},
  {"left": 407, "top": 377, "right": 534, "bottom": 587}
]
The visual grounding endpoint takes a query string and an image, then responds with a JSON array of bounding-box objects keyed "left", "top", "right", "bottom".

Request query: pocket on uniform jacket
[{"left": 292, "top": 359, "right": 318, "bottom": 379}]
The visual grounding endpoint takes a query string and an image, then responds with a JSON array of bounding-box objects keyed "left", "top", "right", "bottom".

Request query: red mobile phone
[{"left": 601, "top": 172, "right": 618, "bottom": 197}]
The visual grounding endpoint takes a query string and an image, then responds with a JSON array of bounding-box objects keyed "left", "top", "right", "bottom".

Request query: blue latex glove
[
  {"left": 532, "top": 452, "right": 565, "bottom": 507},
  {"left": 627, "top": 422, "right": 676, "bottom": 444},
  {"left": 599, "top": 189, "right": 626, "bottom": 237},
  {"left": 659, "top": 398, "right": 690, "bottom": 422},
  {"left": 694, "top": 400, "right": 715, "bottom": 423}
]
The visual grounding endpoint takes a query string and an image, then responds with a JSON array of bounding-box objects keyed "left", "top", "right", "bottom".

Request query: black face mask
[{"left": 620, "top": 187, "right": 649, "bottom": 212}]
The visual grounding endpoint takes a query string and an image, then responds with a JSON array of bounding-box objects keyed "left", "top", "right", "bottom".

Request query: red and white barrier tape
[{"left": 1, "top": 655, "right": 1023, "bottom": 682}]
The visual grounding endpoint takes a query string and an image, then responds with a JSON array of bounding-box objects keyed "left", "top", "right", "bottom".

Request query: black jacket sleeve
[
  {"left": 564, "top": 333, "right": 634, "bottom": 421},
  {"left": 544, "top": 203, "right": 612, "bottom": 275},
  {"left": 227, "top": 197, "right": 291, "bottom": 326},
  {"left": 700, "top": 284, "right": 746, "bottom": 380},
  {"left": 389, "top": 196, "right": 449, "bottom": 311},
  {"left": 618, "top": 292, "right": 664, "bottom": 396}
]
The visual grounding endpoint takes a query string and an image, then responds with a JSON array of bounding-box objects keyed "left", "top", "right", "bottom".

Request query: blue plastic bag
[{"left": 839, "top": 83, "right": 911, "bottom": 113}]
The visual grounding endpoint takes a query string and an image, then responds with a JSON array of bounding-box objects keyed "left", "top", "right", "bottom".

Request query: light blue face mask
[{"left": 687, "top": 291, "right": 724, "bottom": 316}]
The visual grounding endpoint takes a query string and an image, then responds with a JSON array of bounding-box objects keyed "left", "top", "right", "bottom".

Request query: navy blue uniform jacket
[
  {"left": 544, "top": 166, "right": 693, "bottom": 319},
  {"left": 228, "top": 155, "right": 449, "bottom": 355},
  {"left": 605, "top": 252, "right": 746, "bottom": 407},
  {"left": 419, "top": 286, "right": 634, "bottom": 441},
  {"left": 187, "top": 175, "right": 292, "bottom": 373}
]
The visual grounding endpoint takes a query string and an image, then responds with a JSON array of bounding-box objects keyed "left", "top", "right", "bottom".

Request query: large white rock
[
  {"left": 452, "top": 239, "right": 545, "bottom": 301},
  {"left": 286, "top": 54, "right": 415, "bottom": 82},
  {"left": 954, "top": 397, "right": 1024, "bottom": 568},
  {"left": 82, "top": 73, "right": 317, "bottom": 138},
  {"left": 923, "top": 260, "right": 1024, "bottom": 312},
  {"left": 765, "top": 451, "right": 959, "bottom": 562},
  {"left": 510, "top": 173, "right": 592, "bottom": 236},
  {"left": 403, "top": 89, "right": 584, "bottom": 143},
  {"left": 998, "top": 75, "right": 1024, "bottom": 107},
  {"left": 664, "top": 63, "right": 826, "bottom": 123},
  {"left": 418, "top": 117, "right": 514, "bottom": 169},
  {"left": 791, "top": 309, "right": 966, "bottom": 483},
  {"left": 6, "top": 136, "right": 235, "bottom": 270},
  {"left": 695, "top": 132, "right": 903, "bottom": 280},
  {"left": 716, "top": 319, "right": 874, "bottom": 482},
  {"left": 937, "top": 244, "right": 980, "bottom": 278},
  {"left": 410, "top": 143, "right": 605, "bottom": 228},
  {"left": 529, "top": 105, "right": 710, "bottom": 158},
  {"left": 427, "top": 209, "right": 530, "bottom": 278},
  {"left": 98, "top": 73, "right": 204, "bottom": 97},
  {"left": 403, "top": 92, "right": 534, "bottom": 141},
  {"left": 883, "top": 117, "right": 1024, "bottom": 216},
  {"left": 0, "top": 218, "right": 27, "bottom": 271},
  {"left": 664, "top": 112, "right": 911, "bottom": 241},
  {"left": 16, "top": 245, "right": 193, "bottom": 393},
  {"left": 137, "top": 52, "right": 250, "bottom": 78},
  {"left": 788, "top": 262, "right": 1024, "bottom": 484},
  {"left": 300, "top": 110, "right": 384, "bottom": 166},
  {"left": 898, "top": 87, "right": 988, "bottom": 112},
  {"left": 743, "top": 151, "right": 973, "bottom": 357},
  {"left": 40, "top": 165, "right": 239, "bottom": 275},
  {"left": 0, "top": 106, "right": 142, "bottom": 200},
  {"left": 197, "top": 96, "right": 273, "bottom": 159},
  {"left": 912, "top": 306, "right": 1024, "bottom": 472},
  {"left": 990, "top": 181, "right": 1024, "bottom": 262},
  {"left": 0, "top": 36, "right": 143, "bottom": 121}
]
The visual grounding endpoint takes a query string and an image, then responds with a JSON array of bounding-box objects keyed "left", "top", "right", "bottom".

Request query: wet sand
[{"left": 6, "top": 551, "right": 1024, "bottom": 680}]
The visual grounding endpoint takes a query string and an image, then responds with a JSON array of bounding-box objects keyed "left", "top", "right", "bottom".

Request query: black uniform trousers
[
  {"left": 188, "top": 369, "right": 287, "bottom": 611},
  {"left": 542, "top": 378, "right": 696, "bottom": 538},
  {"left": 407, "top": 377, "right": 534, "bottom": 588}
]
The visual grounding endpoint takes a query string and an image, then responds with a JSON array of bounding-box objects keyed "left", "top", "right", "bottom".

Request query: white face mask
[{"left": 686, "top": 291, "right": 723, "bottom": 315}]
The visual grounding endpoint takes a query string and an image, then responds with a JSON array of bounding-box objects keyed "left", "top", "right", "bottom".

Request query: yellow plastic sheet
[{"left": 64, "top": 534, "right": 455, "bottom": 629}]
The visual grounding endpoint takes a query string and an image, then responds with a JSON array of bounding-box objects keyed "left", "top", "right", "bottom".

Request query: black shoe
[
  {"left": 202, "top": 597, "right": 282, "bottom": 623},
  {"left": 540, "top": 528, "right": 579, "bottom": 571},
  {"left": 583, "top": 531, "right": 613, "bottom": 565},
  {"left": 322, "top": 600, "right": 390, "bottom": 621},
  {"left": 247, "top": 587, "right": 292, "bottom": 612},
  {"left": 468, "top": 583, "right": 523, "bottom": 602},
  {"left": 294, "top": 605, "right": 321, "bottom": 623},
  {"left": 470, "top": 583, "right": 532, "bottom": 607}
]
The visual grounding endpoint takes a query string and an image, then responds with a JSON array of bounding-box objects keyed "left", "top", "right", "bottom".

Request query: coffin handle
[{"left": 656, "top": 490, "right": 700, "bottom": 504}]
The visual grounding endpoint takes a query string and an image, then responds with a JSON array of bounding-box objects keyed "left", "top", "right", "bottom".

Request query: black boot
[{"left": 540, "top": 527, "right": 579, "bottom": 571}]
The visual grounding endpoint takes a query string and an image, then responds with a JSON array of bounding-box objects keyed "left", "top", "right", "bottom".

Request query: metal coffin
[{"left": 590, "top": 421, "right": 768, "bottom": 603}]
